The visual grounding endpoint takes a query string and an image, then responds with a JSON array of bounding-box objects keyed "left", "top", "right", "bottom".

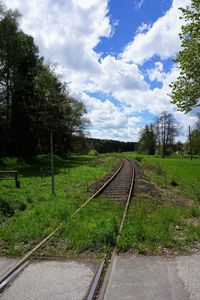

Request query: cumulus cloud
[
  {"left": 79, "top": 93, "right": 141, "bottom": 141},
  {"left": 3, "top": 0, "right": 111, "bottom": 73},
  {"left": 2, "top": 0, "right": 195, "bottom": 142},
  {"left": 122, "top": 0, "right": 191, "bottom": 64}
]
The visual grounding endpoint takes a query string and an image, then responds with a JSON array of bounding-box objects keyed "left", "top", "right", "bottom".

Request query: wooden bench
[{"left": 0, "top": 170, "right": 20, "bottom": 188}]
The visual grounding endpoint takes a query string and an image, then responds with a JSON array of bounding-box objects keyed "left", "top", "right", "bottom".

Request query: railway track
[
  {"left": 0, "top": 157, "right": 136, "bottom": 299},
  {"left": 88, "top": 158, "right": 135, "bottom": 300}
]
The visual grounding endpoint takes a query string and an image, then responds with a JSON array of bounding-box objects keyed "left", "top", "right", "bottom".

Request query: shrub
[
  {"left": 0, "top": 198, "right": 14, "bottom": 217},
  {"left": 88, "top": 149, "right": 99, "bottom": 156}
]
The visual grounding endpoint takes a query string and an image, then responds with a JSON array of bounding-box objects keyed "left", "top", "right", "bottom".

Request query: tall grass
[
  {"left": 0, "top": 155, "right": 118, "bottom": 255},
  {"left": 124, "top": 153, "right": 200, "bottom": 200},
  {"left": 118, "top": 197, "right": 200, "bottom": 254},
  {"left": 118, "top": 153, "right": 200, "bottom": 254}
]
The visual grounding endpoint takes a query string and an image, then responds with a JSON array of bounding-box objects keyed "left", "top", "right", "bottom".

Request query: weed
[
  {"left": 191, "top": 177, "right": 200, "bottom": 204},
  {"left": 46, "top": 197, "right": 123, "bottom": 255},
  {"left": 0, "top": 197, "right": 15, "bottom": 217},
  {"left": 135, "top": 155, "right": 143, "bottom": 163},
  {"left": 117, "top": 196, "right": 197, "bottom": 254}
]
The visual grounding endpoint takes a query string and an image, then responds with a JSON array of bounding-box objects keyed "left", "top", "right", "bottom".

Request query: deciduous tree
[{"left": 170, "top": 0, "right": 200, "bottom": 112}]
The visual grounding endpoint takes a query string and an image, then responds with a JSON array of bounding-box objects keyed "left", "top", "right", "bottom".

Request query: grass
[
  {"left": 40, "top": 197, "right": 123, "bottom": 257},
  {"left": 0, "top": 154, "right": 120, "bottom": 256},
  {"left": 118, "top": 152, "right": 200, "bottom": 254},
  {"left": 123, "top": 152, "right": 200, "bottom": 200},
  {"left": 118, "top": 196, "right": 200, "bottom": 254},
  {"left": 1, "top": 152, "right": 200, "bottom": 257}
]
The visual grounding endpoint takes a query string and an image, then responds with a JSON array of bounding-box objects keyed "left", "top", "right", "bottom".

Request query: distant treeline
[{"left": 72, "top": 137, "right": 137, "bottom": 154}]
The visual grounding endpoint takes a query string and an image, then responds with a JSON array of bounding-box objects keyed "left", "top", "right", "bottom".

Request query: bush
[
  {"left": 88, "top": 149, "right": 99, "bottom": 156},
  {"left": 0, "top": 197, "right": 27, "bottom": 217},
  {"left": 0, "top": 198, "right": 15, "bottom": 217},
  {"left": 135, "top": 155, "right": 143, "bottom": 163}
]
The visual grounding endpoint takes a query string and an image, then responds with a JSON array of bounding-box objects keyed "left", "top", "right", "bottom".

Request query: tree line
[
  {"left": 137, "top": 111, "right": 200, "bottom": 157},
  {"left": 85, "top": 138, "right": 136, "bottom": 154},
  {"left": 0, "top": 4, "right": 88, "bottom": 156}
]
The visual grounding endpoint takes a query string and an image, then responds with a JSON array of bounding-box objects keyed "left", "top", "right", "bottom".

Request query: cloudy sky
[{"left": 3, "top": 0, "right": 198, "bottom": 141}]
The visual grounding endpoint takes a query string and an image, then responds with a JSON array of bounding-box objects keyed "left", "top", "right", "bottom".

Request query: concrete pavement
[
  {"left": 0, "top": 259, "right": 97, "bottom": 300},
  {"left": 103, "top": 254, "right": 200, "bottom": 300},
  {"left": 0, "top": 257, "right": 17, "bottom": 278}
]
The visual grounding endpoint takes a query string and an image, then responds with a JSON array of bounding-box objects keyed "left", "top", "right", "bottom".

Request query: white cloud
[
  {"left": 3, "top": 0, "right": 111, "bottom": 73},
  {"left": 122, "top": 0, "right": 191, "bottom": 64},
  {"left": 79, "top": 93, "right": 141, "bottom": 141},
  {"left": 2, "top": 0, "right": 195, "bottom": 142},
  {"left": 137, "top": 22, "right": 152, "bottom": 34},
  {"left": 91, "top": 56, "right": 149, "bottom": 93},
  {"left": 134, "top": 0, "right": 144, "bottom": 10}
]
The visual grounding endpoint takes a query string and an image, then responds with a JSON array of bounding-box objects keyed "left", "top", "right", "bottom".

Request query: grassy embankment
[
  {"left": 0, "top": 154, "right": 123, "bottom": 256},
  {"left": 118, "top": 153, "right": 200, "bottom": 254}
]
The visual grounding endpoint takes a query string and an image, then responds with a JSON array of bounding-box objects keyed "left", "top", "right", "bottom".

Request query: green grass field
[
  {"left": 0, "top": 154, "right": 123, "bottom": 256},
  {"left": 0, "top": 153, "right": 200, "bottom": 257},
  {"left": 118, "top": 153, "right": 200, "bottom": 254},
  {"left": 123, "top": 153, "right": 200, "bottom": 200}
]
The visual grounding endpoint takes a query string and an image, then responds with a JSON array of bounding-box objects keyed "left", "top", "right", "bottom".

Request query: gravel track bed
[{"left": 102, "top": 159, "right": 134, "bottom": 204}]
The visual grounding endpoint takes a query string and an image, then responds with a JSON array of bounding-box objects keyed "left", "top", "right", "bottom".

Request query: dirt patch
[
  {"left": 134, "top": 164, "right": 192, "bottom": 206},
  {"left": 185, "top": 217, "right": 200, "bottom": 227}
]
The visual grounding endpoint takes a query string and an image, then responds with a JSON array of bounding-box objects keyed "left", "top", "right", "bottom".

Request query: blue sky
[
  {"left": 3, "top": 0, "right": 197, "bottom": 142},
  {"left": 96, "top": 0, "right": 173, "bottom": 56}
]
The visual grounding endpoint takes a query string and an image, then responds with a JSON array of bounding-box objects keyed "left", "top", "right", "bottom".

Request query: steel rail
[
  {"left": 97, "top": 158, "right": 135, "bottom": 300},
  {"left": 0, "top": 157, "right": 124, "bottom": 289}
]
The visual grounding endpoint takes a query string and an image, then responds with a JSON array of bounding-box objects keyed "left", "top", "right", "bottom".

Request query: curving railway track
[{"left": 0, "top": 157, "right": 136, "bottom": 299}]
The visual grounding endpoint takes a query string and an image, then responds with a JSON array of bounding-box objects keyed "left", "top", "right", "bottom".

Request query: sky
[{"left": 2, "top": 0, "right": 198, "bottom": 142}]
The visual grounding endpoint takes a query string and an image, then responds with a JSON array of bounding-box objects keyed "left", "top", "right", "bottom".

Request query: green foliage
[
  {"left": 137, "top": 112, "right": 179, "bottom": 157},
  {"left": 0, "top": 155, "right": 118, "bottom": 255},
  {"left": 0, "top": 5, "right": 88, "bottom": 156},
  {"left": 0, "top": 196, "right": 27, "bottom": 217},
  {"left": 124, "top": 152, "right": 200, "bottom": 199},
  {"left": 59, "top": 198, "right": 122, "bottom": 253},
  {"left": 170, "top": 0, "right": 200, "bottom": 112},
  {"left": 137, "top": 124, "right": 156, "bottom": 155},
  {"left": 88, "top": 149, "right": 99, "bottom": 156},
  {"left": 85, "top": 137, "right": 136, "bottom": 154},
  {"left": 118, "top": 197, "right": 200, "bottom": 254},
  {"left": 134, "top": 155, "right": 144, "bottom": 163}
]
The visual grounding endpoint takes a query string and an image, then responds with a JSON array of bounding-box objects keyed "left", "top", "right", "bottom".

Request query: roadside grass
[
  {"left": 0, "top": 154, "right": 118, "bottom": 256},
  {"left": 118, "top": 196, "right": 200, "bottom": 254},
  {"left": 41, "top": 197, "right": 123, "bottom": 257},
  {"left": 123, "top": 152, "right": 200, "bottom": 201},
  {"left": 118, "top": 152, "right": 200, "bottom": 254}
]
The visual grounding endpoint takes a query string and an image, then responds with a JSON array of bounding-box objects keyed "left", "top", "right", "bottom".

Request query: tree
[
  {"left": 0, "top": 5, "right": 20, "bottom": 122},
  {"left": 11, "top": 33, "right": 42, "bottom": 155},
  {"left": 0, "top": 5, "right": 42, "bottom": 155},
  {"left": 185, "top": 113, "right": 200, "bottom": 155},
  {"left": 154, "top": 112, "right": 179, "bottom": 157},
  {"left": 170, "top": 0, "right": 200, "bottom": 112},
  {"left": 0, "top": 4, "right": 88, "bottom": 156},
  {"left": 0, "top": 5, "right": 21, "bottom": 154},
  {"left": 34, "top": 64, "right": 89, "bottom": 155},
  {"left": 137, "top": 124, "right": 156, "bottom": 155}
]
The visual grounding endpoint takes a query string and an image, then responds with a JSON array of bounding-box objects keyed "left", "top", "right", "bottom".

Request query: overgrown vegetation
[
  {"left": 119, "top": 153, "right": 200, "bottom": 254},
  {"left": 0, "top": 154, "right": 119, "bottom": 255},
  {"left": 40, "top": 197, "right": 123, "bottom": 257},
  {"left": 118, "top": 196, "right": 200, "bottom": 254}
]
